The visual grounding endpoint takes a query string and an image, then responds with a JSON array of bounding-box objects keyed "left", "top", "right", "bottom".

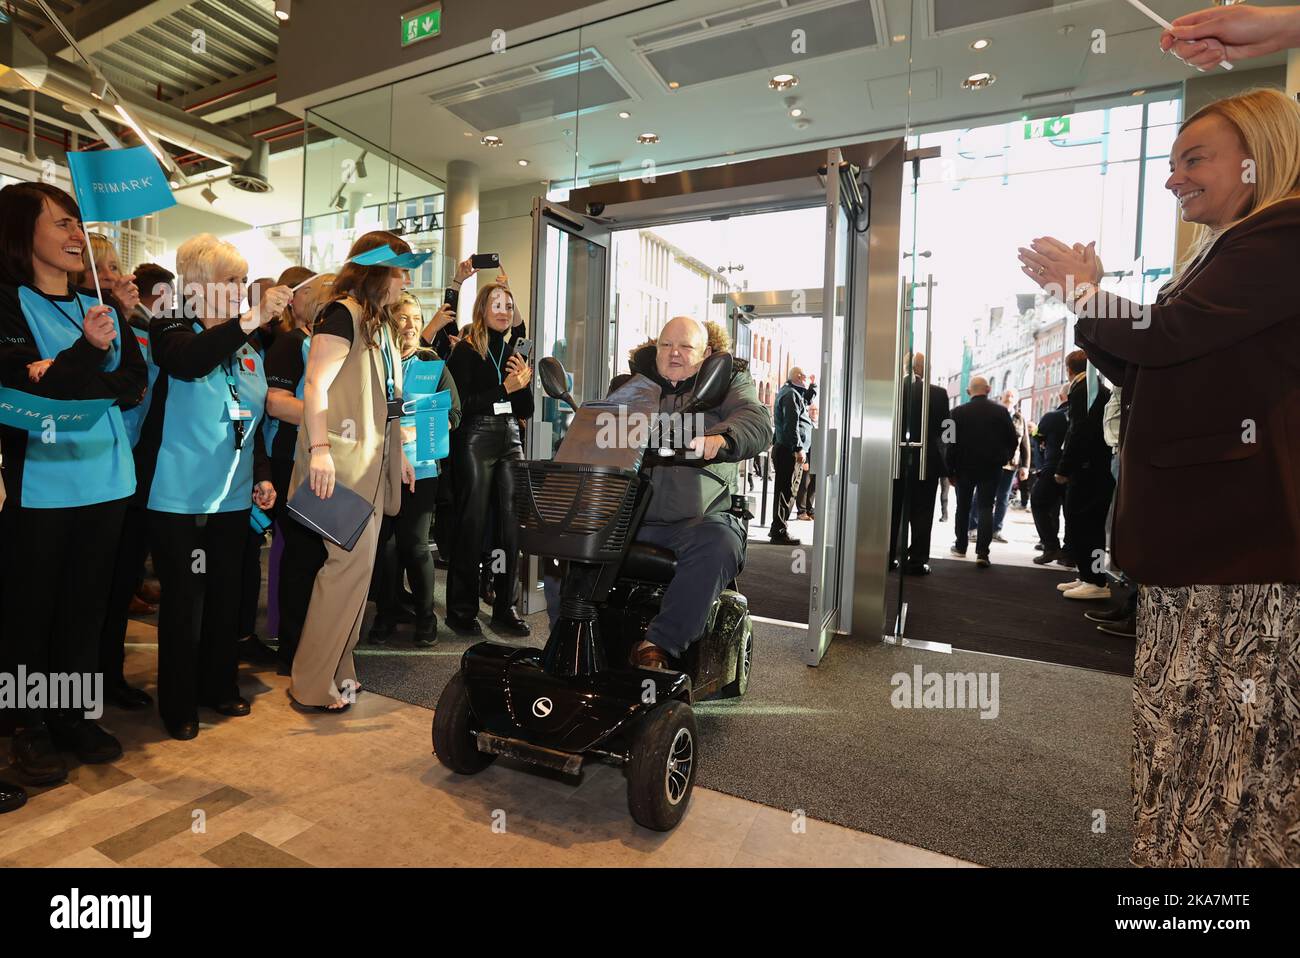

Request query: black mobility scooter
[{"left": 432, "top": 352, "right": 753, "bottom": 830}]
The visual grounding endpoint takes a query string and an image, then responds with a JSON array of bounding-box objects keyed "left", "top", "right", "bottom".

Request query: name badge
[
  {"left": 493, "top": 401, "right": 513, "bottom": 416},
  {"left": 226, "top": 401, "right": 253, "bottom": 421},
  {"left": 386, "top": 398, "right": 404, "bottom": 421}
]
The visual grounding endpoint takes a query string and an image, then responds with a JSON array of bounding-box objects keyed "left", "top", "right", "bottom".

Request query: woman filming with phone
[{"left": 444, "top": 278, "right": 533, "bottom": 636}]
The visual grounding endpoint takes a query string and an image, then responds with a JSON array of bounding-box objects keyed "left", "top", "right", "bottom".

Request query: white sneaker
[
  {"left": 1056, "top": 579, "right": 1083, "bottom": 592},
  {"left": 1063, "top": 582, "right": 1111, "bottom": 601}
]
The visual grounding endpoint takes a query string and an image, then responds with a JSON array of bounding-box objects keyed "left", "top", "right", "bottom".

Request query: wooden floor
[{"left": 0, "top": 620, "right": 976, "bottom": 868}]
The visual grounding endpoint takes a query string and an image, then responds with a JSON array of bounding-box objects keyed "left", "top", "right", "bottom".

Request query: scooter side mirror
[
  {"left": 683, "top": 351, "right": 733, "bottom": 413},
  {"left": 539, "top": 356, "right": 578, "bottom": 411}
]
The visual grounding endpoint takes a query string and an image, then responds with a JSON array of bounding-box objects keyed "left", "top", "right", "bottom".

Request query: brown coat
[
  {"left": 1074, "top": 196, "right": 1300, "bottom": 586},
  {"left": 290, "top": 296, "right": 404, "bottom": 516}
]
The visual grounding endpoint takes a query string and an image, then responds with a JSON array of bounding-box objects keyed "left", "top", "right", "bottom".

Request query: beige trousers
[{"left": 289, "top": 504, "right": 382, "bottom": 708}]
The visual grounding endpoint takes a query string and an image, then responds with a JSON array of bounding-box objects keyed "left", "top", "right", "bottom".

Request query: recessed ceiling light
[
  {"left": 618, "top": 111, "right": 631, "bottom": 119},
  {"left": 789, "top": 107, "right": 804, "bottom": 118},
  {"left": 1131, "top": 89, "right": 1147, "bottom": 96},
  {"left": 481, "top": 135, "right": 503, "bottom": 147},
  {"left": 769, "top": 73, "right": 798, "bottom": 91},
  {"left": 971, "top": 38, "right": 991, "bottom": 51},
  {"left": 892, "top": 34, "right": 907, "bottom": 43},
  {"left": 463, "top": 131, "right": 473, "bottom": 137},
  {"left": 517, "top": 159, "right": 529, "bottom": 167},
  {"left": 637, "top": 132, "right": 660, "bottom": 144},
  {"left": 962, "top": 72, "right": 996, "bottom": 91},
  {"left": 668, "top": 81, "right": 680, "bottom": 89}
]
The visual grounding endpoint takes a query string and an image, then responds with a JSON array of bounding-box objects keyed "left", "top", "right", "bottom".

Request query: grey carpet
[{"left": 356, "top": 603, "right": 1135, "bottom": 868}]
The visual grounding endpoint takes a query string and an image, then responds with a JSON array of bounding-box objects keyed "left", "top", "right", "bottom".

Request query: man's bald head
[
  {"left": 912, "top": 352, "right": 926, "bottom": 377},
  {"left": 968, "top": 376, "right": 990, "bottom": 397},
  {"left": 656, "top": 315, "right": 711, "bottom": 385}
]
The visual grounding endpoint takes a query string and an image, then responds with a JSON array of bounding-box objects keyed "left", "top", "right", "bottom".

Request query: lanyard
[
  {"left": 50, "top": 294, "right": 87, "bottom": 332},
  {"left": 380, "top": 325, "right": 396, "bottom": 400},
  {"left": 489, "top": 340, "right": 507, "bottom": 385},
  {"left": 221, "top": 354, "right": 246, "bottom": 451}
]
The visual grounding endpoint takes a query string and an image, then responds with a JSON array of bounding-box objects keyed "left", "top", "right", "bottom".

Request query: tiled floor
[{"left": 1, "top": 621, "right": 975, "bottom": 867}]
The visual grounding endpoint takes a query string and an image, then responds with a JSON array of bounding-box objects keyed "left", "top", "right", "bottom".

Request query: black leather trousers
[{"left": 447, "top": 415, "right": 524, "bottom": 619}]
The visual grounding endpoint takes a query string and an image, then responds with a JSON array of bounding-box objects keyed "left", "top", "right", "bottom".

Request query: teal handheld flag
[{"left": 65, "top": 146, "right": 176, "bottom": 223}]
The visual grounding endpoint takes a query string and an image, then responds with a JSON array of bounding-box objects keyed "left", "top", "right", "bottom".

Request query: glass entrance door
[
  {"left": 805, "top": 148, "right": 859, "bottom": 665},
  {"left": 519, "top": 198, "right": 610, "bottom": 613}
]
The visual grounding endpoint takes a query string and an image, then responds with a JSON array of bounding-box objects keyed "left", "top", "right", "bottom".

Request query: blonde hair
[
  {"left": 72, "top": 232, "right": 121, "bottom": 289},
  {"left": 175, "top": 233, "right": 248, "bottom": 306},
  {"left": 295, "top": 273, "right": 336, "bottom": 331},
  {"left": 463, "top": 282, "right": 514, "bottom": 359},
  {"left": 1176, "top": 88, "right": 1300, "bottom": 277}
]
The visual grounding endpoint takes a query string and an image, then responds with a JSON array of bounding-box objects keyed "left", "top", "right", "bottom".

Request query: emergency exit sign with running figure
[{"left": 401, "top": 3, "right": 442, "bottom": 47}]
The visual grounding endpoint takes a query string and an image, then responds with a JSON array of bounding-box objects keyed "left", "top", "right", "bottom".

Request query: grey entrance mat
[{"left": 357, "top": 614, "right": 1133, "bottom": 868}]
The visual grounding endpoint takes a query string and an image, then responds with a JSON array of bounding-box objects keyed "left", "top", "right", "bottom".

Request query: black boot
[
  {"left": 490, "top": 606, "right": 531, "bottom": 636},
  {"left": 10, "top": 727, "right": 67, "bottom": 785},
  {"left": 414, "top": 616, "right": 439, "bottom": 648},
  {"left": 108, "top": 680, "right": 153, "bottom": 711},
  {"left": 48, "top": 719, "right": 123, "bottom": 765},
  {"left": 367, "top": 618, "right": 395, "bottom": 646}
]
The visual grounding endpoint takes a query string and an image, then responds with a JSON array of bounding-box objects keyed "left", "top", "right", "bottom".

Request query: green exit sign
[
  {"left": 401, "top": 2, "right": 442, "bottom": 47},
  {"left": 1023, "top": 116, "right": 1071, "bottom": 139}
]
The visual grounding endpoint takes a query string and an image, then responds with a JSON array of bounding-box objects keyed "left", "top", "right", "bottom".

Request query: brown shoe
[{"left": 630, "top": 641, "right": 671, "bottom": 670}]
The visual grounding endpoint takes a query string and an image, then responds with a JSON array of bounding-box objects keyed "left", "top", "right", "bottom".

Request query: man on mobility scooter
[
  {"left": 432, "top": 316, "right": 771, "bottom": 831},
  {"left": 616, "top": 316, "right": 772, "bottom": 669}
]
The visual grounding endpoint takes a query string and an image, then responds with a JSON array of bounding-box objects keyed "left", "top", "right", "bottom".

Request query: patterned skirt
[{"left": 1132, "top": 584, "right": 1300, "bottom": 867}]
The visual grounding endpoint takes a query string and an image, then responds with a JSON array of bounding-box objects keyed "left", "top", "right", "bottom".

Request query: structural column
[{"left": 444, "top": 160, "right": 480, "bottom": 304}]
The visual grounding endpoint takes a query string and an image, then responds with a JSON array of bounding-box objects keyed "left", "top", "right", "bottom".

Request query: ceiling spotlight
[
  {"left": 481, "top": 135, "right": 503, "bottom": 147},
  {"left": 354, "top": 153, "right": 368, "bottom": 178},
  {"left": 637, "top": 132, "right": 659, "bottom": 144},
  {"left": 274, "top": 0, "right": 291, "bottom": 21},
  {"left": 892, "top": 34, "right": 907, "bottom": 43},
  {"left": 1132, "top": 88, "right": 1147, "bottom": 96},
  {"left": 463, "top": 131, "right": 473, "bottom": 137},
  {"left": 962, "top": 72, "right": 996, "bottom": 91},
  {"left": 333, "top": 194, "right": 347, "bottom": 211},
  {"left": 201, "top": 184, "right": 218, "bottom": 206},
  {"left": 618, "top": 111, "right": 631, "bottom": 119},
  {"left": 517, "top": 159, "right": 529, "bottom": 167},
  {"left": 668, "top": 81, "right": 680, "bottom": 89},
  {"left": 790, "top": 107, "right": 804, "bottom": 118},
  {"left": 971, "top": 38, "right": 991, "bottom": 50},
  {"left": 768, "top": 74, "right": 798, "bottom": 91}
]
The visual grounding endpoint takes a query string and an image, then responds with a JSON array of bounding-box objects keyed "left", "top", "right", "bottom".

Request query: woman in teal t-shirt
[
  {"left": 0, "top": 182, "right": 147, "bottom": 786},
  {"left": 370, "top": 292, "right": 460, "bottom": 646}
]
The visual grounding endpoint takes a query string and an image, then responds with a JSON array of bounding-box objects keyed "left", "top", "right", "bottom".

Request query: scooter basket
[{"left": 509, "top": 460, "right": 641, "bottom": 563}]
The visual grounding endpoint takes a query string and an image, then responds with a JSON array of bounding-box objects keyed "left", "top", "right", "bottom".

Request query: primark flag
[{"left": 65, "top": 146, "right": 176, "bottom": 222}]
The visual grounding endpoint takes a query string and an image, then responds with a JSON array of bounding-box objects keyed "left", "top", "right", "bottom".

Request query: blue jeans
[
  {"left": 637, "top": 514, "right": 745, "bottom": 658},
  {"left": 955, "top": 471, "right": 1002, "bottom": 558},
  {"left": 969, "top": 469, "right": 1014, "bottom": 534}
]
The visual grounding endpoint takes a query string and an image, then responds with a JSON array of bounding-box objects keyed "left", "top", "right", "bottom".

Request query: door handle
[
  {"left": 891, "top": 277, "right": 907, "bottom": 480},
  {"left": 919, "top": 274, "right": 934, "bottom": 481}
]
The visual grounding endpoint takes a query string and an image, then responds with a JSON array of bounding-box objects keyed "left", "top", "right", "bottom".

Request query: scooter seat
[{"left": 619, "top": 541, "right": 678, "bottom": 584}]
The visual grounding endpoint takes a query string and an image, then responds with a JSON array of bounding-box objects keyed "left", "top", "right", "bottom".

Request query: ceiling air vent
[
  {"left": 634, "top": 0, "right": 880, "bottom": 90},
  {"left": 427, "top": 48, "right": 633, "bottom": 131}
]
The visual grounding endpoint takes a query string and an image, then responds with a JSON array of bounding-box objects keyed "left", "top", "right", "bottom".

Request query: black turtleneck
[{"left": 445, "top": 326, "right": 535, "bottom": 418}]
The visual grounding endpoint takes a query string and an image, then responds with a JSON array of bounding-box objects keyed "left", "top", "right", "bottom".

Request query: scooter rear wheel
[
  {"left": 626, "top": 700, "right": 697, "bottom": 831},
  {"left": 433, "top": 671, "right": 495, "bottom": 774}
]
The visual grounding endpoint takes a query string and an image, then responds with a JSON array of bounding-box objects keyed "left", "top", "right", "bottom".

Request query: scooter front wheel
[
  {"left": 433, "top": 671, "right": 495, "bottom": 774},
  {"left": 626, "top": 700, "right": 697, "bottom": 831}
]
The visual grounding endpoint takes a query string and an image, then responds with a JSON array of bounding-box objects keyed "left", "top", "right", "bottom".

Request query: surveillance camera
[
  {"left": 741, "top": 304, "right": 755, "bottom": 313},
  {"left": 586, "top": 202, "right": 605, "bottom": 217}
]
